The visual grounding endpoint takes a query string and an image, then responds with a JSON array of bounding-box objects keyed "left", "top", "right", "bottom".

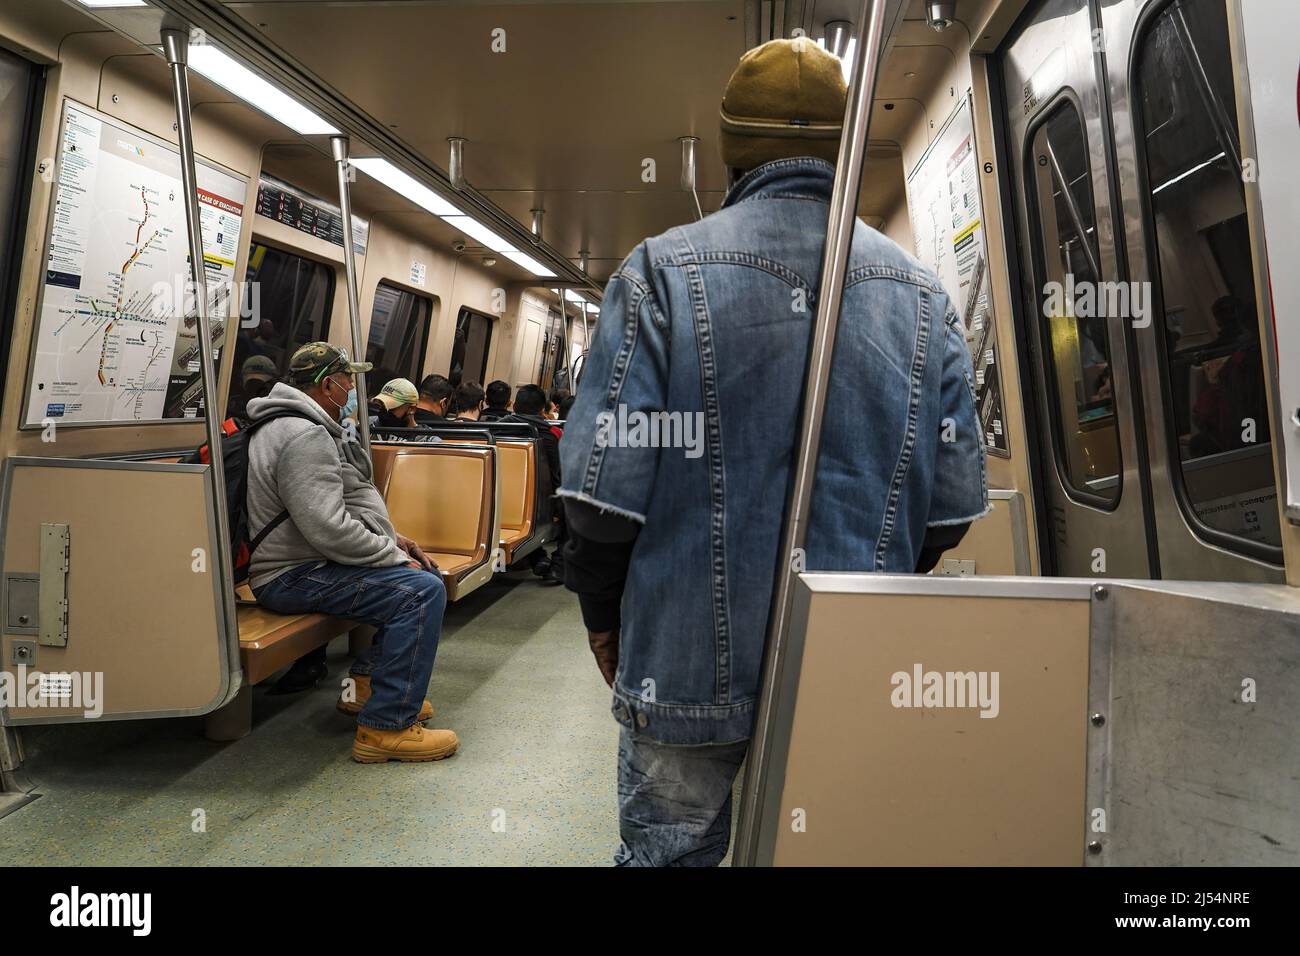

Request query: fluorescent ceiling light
[
  {"left": 815, "top": 36, "right": 856, "bottom": 83},
  {"left": 350, "top": 157, "right": 462, "bottom": 217},
  {"left": 563, "top": 289, "right": 587, "bottom": 304},
  {"left": 77, "top": 1, "right": 148, "bottom": 7},
  {"left": 187, "top": 43, "right": 338, "bottom": 135},
  {"left": 1152, "top": 151, "right": 1227, "bottom": 195},
  {"left": 442, "top": 215, "right": 517, "bottom": 253},
  {"left": 502, "top": 250, "right": 556, "bottom": 278}
]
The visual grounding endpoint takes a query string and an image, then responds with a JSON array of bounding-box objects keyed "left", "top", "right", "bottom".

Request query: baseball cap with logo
[
  {"left": 375, "top": 377, "right": 419, "bottom": 411},
  {"left": 287, "top": 342, "right": 372, "bottom": 386}
]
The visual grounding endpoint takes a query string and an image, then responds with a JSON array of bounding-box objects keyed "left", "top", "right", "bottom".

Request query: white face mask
[{"left": 323, "top": 375, "right": 351, "bottom": 421}]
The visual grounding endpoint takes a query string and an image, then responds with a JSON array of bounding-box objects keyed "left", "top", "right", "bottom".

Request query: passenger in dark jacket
[
  {"left": 480, "top": 380, "right": 512, "bottom": 422},
  {"left": 505, "top": 383, "right": 563, "bottom": 580},
  {"left": 413, "top": 374, "right": 454, "bottom": 426}
]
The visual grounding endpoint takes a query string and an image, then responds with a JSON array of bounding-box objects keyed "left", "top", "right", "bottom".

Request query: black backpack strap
[
  {"left": 243, "top": 408, "right": 315, "bottom": 434},
  {"left": 249, "top": 509, "right": 291, "bottom": 553}
]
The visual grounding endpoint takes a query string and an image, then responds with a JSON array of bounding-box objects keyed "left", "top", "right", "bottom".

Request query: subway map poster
[{"left": 24, "top": 100, "right": 247, "bottom": 427}]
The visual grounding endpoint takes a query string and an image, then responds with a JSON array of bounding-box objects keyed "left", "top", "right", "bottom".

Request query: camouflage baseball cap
[{"left": 287, "top": 341, "right": 372, "bottom": 385}]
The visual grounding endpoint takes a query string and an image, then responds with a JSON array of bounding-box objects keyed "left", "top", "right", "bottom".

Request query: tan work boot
[
  {"left": 352, "top": 723, "right": 459, "bottom": 763},
  {"left": 337, "top": 675, "right": 434, "bottom": 722}
]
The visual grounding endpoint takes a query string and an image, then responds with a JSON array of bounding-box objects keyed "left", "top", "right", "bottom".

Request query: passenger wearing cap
[
  {"left": 559, "top": 38, "right": 987, "bottom": 864},
  {"left": 368, "top": 377, "right": 420, "bottom": 430},
  {"left": 243, "top": 341, "right": 459, "bottom": 764},
  {"left": 228, "top": 354, "right": 278, "bottom": 420}
]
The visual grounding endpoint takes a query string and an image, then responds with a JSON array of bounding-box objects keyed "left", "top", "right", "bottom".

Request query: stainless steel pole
[
  {"left": 1043, "top": 139, "right": 1102, "bottom": 281},
  {"left": 555, "top": 288, "right": 568, "bottom": 388},
  {"left": 733, "top": 0, "right": 890, "bottom": 866},
  {"left": 161, "top": 28, "right": 240, "bottom": 679},
  {"left": 331, "top": 134, "right": 371, "bottom": 452}
]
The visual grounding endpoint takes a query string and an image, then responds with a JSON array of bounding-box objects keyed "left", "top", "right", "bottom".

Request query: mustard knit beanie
[{"left": 719, "top": 37, "right": 848, "bottom": 170}]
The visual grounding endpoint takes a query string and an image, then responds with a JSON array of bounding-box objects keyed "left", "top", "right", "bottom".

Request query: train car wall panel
[
  {"left": 1232, "top": 0, "right": 1300, "bottom": 583},
  {"left": 906, "top": 94, "right": 1011, "bottom": 459},
  {"left": 1094, "top": 582, "right": 1300, "bottom": 864},
  {"left": 757, "top": 575, "right": 1093, "bottom": 865},
  {"left": 0, "top": 458, "right": 229, "bottom": 724},
  {"left": 934, "top": 489, "right": 1031, "bottom": 575},
  {"left": 884, "top": 10, "right": 1042, "bottom": 573}
]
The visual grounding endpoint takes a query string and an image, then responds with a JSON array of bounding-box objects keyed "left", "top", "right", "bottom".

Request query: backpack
[{"left": 184, "top": 410, "right": 310, "bottom": 584}]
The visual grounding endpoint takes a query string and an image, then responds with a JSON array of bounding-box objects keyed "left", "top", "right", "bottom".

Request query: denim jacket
[{"left": 559, "top": 157, "right": 989, "bottom": 745}]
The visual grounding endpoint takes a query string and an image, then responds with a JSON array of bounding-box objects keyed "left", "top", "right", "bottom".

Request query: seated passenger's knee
[{"left": 415, "top": 569, "right": 447, "bottom": 607}]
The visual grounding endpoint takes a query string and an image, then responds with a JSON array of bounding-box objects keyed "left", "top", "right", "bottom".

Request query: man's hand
[
  {"left": 396, "top": 533, "right": 438, "bottom": 573},
  {"left": 587, "top": 629, "right": 619, "bottom": 687}
]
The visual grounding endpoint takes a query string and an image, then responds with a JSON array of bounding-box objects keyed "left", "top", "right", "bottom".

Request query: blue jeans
[
  {"left": 614, "top": 727, "right": 749, "bottom": 866},
  {"left": 253, "top": 561, "right": 446, "bottom": 730}
]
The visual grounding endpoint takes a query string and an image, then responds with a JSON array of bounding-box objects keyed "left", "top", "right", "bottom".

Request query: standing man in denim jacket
[{"left": 559, "top": 38, "right": 989, "bottom": 866}]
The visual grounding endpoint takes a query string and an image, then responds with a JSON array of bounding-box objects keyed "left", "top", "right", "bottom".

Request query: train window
[
  {"left": 1027, "top": 100, "right": 1121, "bottom": 507},
  {"left": 0, "top": 50, "right": 39, "bottom": 388},
  {"left": 449, "top": 307, "right": 492, "bottom": 386},
  {"left": 1134, "top": 0, "right": 1281, "bottom": 554},
  {"left": 227, "top": 243, "right": 334, "bottom": 418},
  {"left": 365, "top": 282, "right": 432, "bottom": 384}
]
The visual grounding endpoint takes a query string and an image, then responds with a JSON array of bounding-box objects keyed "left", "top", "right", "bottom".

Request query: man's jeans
[
  {"left": 254, "top": 561, "right": 446, "bottom": 730},
  {"left": 614, "top": 727, "right": 749, "bottom": 866}
]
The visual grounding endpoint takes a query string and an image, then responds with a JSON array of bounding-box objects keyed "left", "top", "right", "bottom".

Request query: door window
[
  {"left": 1027, "top": 100, "right": 1122, "bottom": 506},
  {"left": 1134, "top": 0, "right": 1280, "bottom": 555}
]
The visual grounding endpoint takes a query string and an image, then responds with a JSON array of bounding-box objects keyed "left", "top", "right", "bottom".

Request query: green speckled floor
[{"left": 0, "top": 574, "right": 625, "bottom": 866}]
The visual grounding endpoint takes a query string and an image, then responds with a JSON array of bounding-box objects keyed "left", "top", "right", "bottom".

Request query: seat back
[
  {"left": 371, "top": 443, "right": 399, "bottom": 491},
  {"left": 498, "top": 440, "right": 534, "bottom": 536},
  {"left": 381, "top": 445, "right": 495, "bottom": 561}
]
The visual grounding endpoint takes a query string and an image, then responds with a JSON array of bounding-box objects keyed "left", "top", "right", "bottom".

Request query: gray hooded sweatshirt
[{"left": 245, "top": 382, "right": 405, "bottom": 589}]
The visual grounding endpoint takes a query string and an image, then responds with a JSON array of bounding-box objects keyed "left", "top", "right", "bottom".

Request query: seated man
[
  {"left": 245, "top": 342, "right": 459, "bottom": 763},
  {"left": 228, "top": 354, "right": 277, "bottom": 420},
  {"left": 506, "top": 384, "right": 563, "bottom": 582},
  {"left": 414, "top": 374, "right": 454, "bottom": 425},
  {"left": 450, "top": 381, "right": 485, "bottom": 421},
  {"left": 480, "top": 380, "right": 512, "bottom": 421},
  {"left": 368, "top": 377, "right": 420, "bottom": 430}
]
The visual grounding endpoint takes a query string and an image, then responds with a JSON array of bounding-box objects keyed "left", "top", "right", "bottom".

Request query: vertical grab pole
[
  {"left": 161, "top": 28, "right": 240, "bottom": 678},
  {"left": 556, "top": 288, "right": 569, "bottom": 388},
  {"left": 331, "top": 134, "right": 371, "bottom": 452},
  {"left": 733, "top": 0, "right": 890, "bottom": 866}
]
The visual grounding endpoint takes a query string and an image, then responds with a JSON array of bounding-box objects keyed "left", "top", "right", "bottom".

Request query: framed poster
[
  {"left": 906, "top": 93, "right": 1010, "bottom": 457},
  {"left": 22, "top": 99, "right": 248, "bottom": 428}
]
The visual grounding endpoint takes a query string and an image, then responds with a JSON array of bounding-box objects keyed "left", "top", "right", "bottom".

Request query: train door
[
  {"left": 538, "top": 307, "right": 567, "bottom": 391},
  {"left": 1000, "top": 0, "right": 1155, "bottom": 577},
  {"left": 1097, "top": 0, "right": 1283, "bottom": 581}
]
